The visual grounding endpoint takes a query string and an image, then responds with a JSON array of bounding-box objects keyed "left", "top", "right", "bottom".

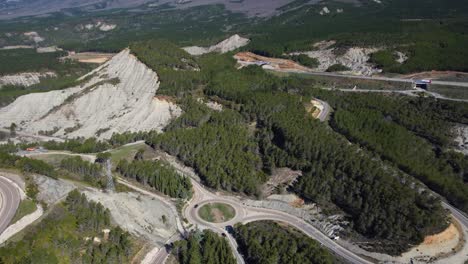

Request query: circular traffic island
[{"left": 198, "top": 202, "right": 236, "bottom": 223}]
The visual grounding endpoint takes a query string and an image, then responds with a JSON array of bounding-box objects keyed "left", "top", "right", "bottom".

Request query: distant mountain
[{"left": 0, "top": 0, "right": 322, "bottom": 19}]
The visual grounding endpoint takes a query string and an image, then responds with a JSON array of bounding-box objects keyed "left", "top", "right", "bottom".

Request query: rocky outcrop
[
  {"left": 0, "top": 49, "right": 181, "bottom": 139},
  {"left": 290, "top": 40, "right": 382, "bottom": 76},
  {"left": 183, "top": 34, "right": 250, "bottom": 56},
  {"left": 0, "top": 72, "right": 56, "bottom": 88}
]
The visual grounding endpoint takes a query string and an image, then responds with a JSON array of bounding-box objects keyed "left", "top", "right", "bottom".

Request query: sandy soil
[
  {"left": 234, "top": 52, "right": 311, "bottom": 72},
  {"left": 340, "top": 217, "right": 468, "bottom": 264},
  {"left": 64, "top": 52, "right": 115, "bottom": 64},
  {"left": 211, "top": 208, "right": 226, "bottom": 222},
  {"left": 397, "top": 222, "right": 461, "bottom": 263}
]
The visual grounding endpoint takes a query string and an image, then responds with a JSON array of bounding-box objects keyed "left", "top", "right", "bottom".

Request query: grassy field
[
  {"left": 107, "top": 142, "right": 154, "bottom": 166},
  {"left": 10, "top": 199, "right": 36, "bottom": 225},
  {"left": 198, "top": 203, "right": 235, "bottom": 223},
  {"left": 28, "top": 153, "right": 71, "bottom": 167},
  {"left": 429, "top": 85, "right": 468, "bottom": 100}
]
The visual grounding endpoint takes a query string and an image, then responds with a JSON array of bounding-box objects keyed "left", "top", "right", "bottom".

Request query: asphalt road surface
[
  {"left": 296, "top": 71, "right": 468, "bottom": 88},
  {"left": 321, "top": 87, "right": 468, "bottom": 103},
  {"left": 184, "top": 180, "right": 373, "bottom": 264},
  {"left": 0, "top": 177, "right": 20, "bottom": 236},
  {"left": 314, "top": 98, "right": 331, "bottom": 122}
]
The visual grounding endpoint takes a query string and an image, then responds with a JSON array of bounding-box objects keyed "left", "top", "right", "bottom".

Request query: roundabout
[
  {"left": 197, "top": 202, "right": 236, "bottom": 223},
  {"left": 184, "top": 179, "right": 374, "bottom": 264}
]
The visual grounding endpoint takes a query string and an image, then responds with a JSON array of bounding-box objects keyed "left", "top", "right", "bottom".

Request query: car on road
[
  {"left": 225, "top": 225, "right": 234, "bottom": 234},
  {"left": 194, "top": 204, "right": 199, "bottom": 208}
]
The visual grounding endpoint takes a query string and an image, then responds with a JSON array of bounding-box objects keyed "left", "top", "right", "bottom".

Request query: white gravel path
[{"left": 0, "top": 204, "right": 43, "bottom": 245}]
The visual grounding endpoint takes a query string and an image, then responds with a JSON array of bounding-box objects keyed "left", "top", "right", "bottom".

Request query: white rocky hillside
[
  {"left": 0, "top": 49, "right": 181, "bottom": 139},
  {"left": 290, "top": 40, "right": 383, "bottom": 76},
  {"left": 0, "top": 72, "right": 56, "bottom": 88},
  {"left": 183, "top": 34, "right": 250, "bottom": 56}
]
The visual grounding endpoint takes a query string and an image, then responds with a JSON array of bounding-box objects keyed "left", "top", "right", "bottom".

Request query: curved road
[
  {"left": 314, "top": 98, "right": 331, "bottom": 122},
  {"left": 0, "top": 177, "right": 20, "bottom": 236},
  {"left": 184, "top": 180, "right": 373, "bottom": 264},
  {"left": 20, "top": 144, "right": 468, "bottom": 264}
]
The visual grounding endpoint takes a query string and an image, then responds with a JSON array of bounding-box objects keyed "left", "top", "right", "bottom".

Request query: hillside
[
  {"left": 0, "top": 49, "right": 180, "bottom": 139},
  {"left": 183, "top": 34, "right": 250, "bottom": 56},
  {"left": 0, "top": 0, "right": 325, "bottom": 19}
]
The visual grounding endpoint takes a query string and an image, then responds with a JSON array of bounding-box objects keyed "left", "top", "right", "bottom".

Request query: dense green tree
[
  {"left": 174, "top": 230, "right": 236, "bottom": 264},
  {"left": 234, "top": 221, "right": 336, "bottom": 264},
  {"left": 60, "top": 156, "right": 105, "bottom": 186},
  {"left": 0, "top": 151, "right": 57, "bottom": 179},
  {"left": 0, "top": 191, "right": 132, "bottom": 263},
  {"left": 117, "top": 159, "right": 192, "bottom": 199},
  {"left": 148, "top": 106, "right": 264, "bottom": 195}
]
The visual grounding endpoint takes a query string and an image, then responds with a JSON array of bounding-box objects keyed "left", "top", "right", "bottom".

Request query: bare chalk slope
[
  {"left": 0, "top": 49, "right": 180, "bottom": 139},
  {"left": 183, "top": 34, "right": 250, "bottom": 56}
]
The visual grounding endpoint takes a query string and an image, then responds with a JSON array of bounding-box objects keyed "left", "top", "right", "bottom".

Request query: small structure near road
[
  {"left": 413, "top": 79, "right": 432, "bottom": 90},
  {"left": 310, "top": 99, "right": 325, "bottom": 119}
]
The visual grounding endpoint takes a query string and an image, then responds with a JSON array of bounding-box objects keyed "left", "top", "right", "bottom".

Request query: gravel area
[
  {"left": 32, "top": 174, "right": 75, "bottom": 205},
  {"left": 83, "top": 189, "right": 177, "bottom": 246}
]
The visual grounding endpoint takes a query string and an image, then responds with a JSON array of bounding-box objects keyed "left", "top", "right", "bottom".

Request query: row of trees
[
  {"left": 43, "top": 137, "right": 111, "bottom": 153},
  {"left": 60, "top": 156, "right": 106, "bottom": 187},
  {"left": 332, "top": 107, "right": 468, "bottom": 212},
  {"left": 116, "top": 159, "right": 193, "bottom": 199},
  {"left": 0, "top": 151, "right": 57, "bottom": 179},
  {"left": 312, "top": 90, "right": 468, "bottom": 147},
  {"left": 234, "top": 221, "right": 336, "bottom": 264},
  {"left": 173, "top": 230, "right": 236, "bottom": 264},
  {"left": 34, "top": 131, "right": 155, "bottom": 154},
  {"left": 307, "top": 90, "right": 468, "bottom": 212},
  {"left": 65, "top": 190, "right": 111, "bottom": 232}
]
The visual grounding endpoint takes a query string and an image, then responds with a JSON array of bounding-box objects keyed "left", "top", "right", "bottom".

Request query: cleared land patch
[
  {"left": 107, "top": 142, "right": 155, "bottom": 166},
  {"left": 198, "top": 203, "right": 235, "bottom": 223},
  {"left": 64, "top": 52, "right": 115, "bottom": 64}
]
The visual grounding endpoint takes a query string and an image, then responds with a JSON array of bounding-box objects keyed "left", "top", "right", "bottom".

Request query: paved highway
[
  {"left": 294, "top": 71, "right": 468, "bottom": 88},
  {"left": 321, "top": 87, "right": 468, "bottom": 103},
  {"left": 184, "top": 179, "right": 373, "bottom": 264},
  {"left": 443, "top": 202, "right": 468, "bottom": 230},
  {"left": 0, "top": 177, "right": 20, "bottom": 236}
]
